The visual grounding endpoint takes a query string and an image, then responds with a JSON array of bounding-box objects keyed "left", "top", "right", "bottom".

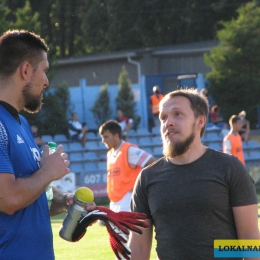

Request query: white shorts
[{"left": 110, "top": 191, "right": 132, "bottom": 212}]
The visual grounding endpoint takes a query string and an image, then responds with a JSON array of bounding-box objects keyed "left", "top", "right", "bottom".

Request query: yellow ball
[{"left": 75, "top": 187, "right": 94, "bottom": 202}]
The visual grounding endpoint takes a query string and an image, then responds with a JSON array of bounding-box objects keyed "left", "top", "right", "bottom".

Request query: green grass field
[{"left": 51, "top": 200, "right": 260, "bottom": 260}]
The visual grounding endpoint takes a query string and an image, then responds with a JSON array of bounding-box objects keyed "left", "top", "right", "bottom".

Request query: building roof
[{"left": 57, "top": 40, "right": 219, "bottom": 66}]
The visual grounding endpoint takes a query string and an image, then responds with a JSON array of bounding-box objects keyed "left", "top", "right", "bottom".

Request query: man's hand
[
  {"left": 66, "top": 194, "right": 97, "bottom": 212},
  {"left": 40, "top": 145, "right": 70, "bottom": 182}
]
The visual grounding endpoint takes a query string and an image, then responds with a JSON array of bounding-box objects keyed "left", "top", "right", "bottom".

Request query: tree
[
  {"left": 116, "top": 66, "right": 140, "bottom": 129},
  {"left": 0, "top": 0, "right": 11, "bottom": 33},
  {"left": 1, "top": 0, "right": 252, "bottom": 57},
  {"left": 90, "top": 84, "right": 113, "bottom": 127},
  {"left": 11, "top": 0, "right": 41, "bottom": 33},
  {"left": 204, "top": 1, "right": 260, "bottom": 126}
]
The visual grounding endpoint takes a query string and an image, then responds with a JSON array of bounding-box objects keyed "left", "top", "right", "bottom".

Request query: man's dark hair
[
  {"left": 160, "top": 88, "right": 209, "bottom": 137},
  {"left": 0, "top": 30, "right": 49, "bottom": 79},
  {"left": 229, "top": 115, "right": 241, "bottom": 126},
  {"left": 211, "top": 105, "right": 219, "bottom": 113},
  {"left": 99, "top": 120, "right": 122, "bottom": 139}
]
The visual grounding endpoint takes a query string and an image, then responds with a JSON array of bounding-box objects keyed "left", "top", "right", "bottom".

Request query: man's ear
[
  {"left": 197, "top": 115, "right": 207, "bottom": 128},
  {"left": 20, "top": 62, "right": 33, "bottom": 80}
]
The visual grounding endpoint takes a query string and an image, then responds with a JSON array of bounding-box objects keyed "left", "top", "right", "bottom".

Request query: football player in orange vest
[
  {"left": 223, "top": 115, "right": 245, "bottom": 165},
  {"left": 150, "top": 85, "right": 164, "bottom": 127},
  {"left": 99, "top": 120, "right": 156, "bottom": 212}
]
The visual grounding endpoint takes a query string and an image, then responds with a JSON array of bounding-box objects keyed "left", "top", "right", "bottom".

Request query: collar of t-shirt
[
  {"left": 113, "top": 140, "right": 125, "bottom": 157},
  {"left": 0, "top": 100, "right": 20, "bottom": 123}
]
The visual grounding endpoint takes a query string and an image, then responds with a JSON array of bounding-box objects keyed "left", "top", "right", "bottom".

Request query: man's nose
[{"left": 165, "top": 116, "right": 175, "bottom": 127}]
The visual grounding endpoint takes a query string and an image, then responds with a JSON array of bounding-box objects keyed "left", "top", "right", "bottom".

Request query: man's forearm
[{"left": 49, "top": 186, "right": 71, "bottom": 216}]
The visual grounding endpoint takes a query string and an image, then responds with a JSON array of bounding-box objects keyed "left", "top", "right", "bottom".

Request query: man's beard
[
  {"left": 22, "top": 83, "right": 43, "bottom": 114},
  {"left": 162, "top": 123, "right": 195, "bottom": 158}
]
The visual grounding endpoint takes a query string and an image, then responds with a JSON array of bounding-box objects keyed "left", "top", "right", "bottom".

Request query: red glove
[
  {"left": 105, "top": 220, "right": 132, "bottom": 259},
  {"left": 72, "top": 206, "right": 149, "bottom": 260},
  {"left": 97, "top": 206, "right": 149, "bottom": 235}
]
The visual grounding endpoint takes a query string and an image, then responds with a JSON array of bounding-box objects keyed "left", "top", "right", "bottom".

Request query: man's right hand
[{"left": 40, "top": 144, "right": 70, "bottom": 181}]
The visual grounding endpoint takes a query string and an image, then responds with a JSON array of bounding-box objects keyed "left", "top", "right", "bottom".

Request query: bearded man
[
  {"left": 0, "top": 30, "right": 96, "bottom": 260},
  {"left": 128, "top": 88, "right": 260, "bottom": 260}
]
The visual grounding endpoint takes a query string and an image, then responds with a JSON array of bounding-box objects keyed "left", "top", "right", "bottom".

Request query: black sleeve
[
  {"left": 228, "top": 156, "right": 258, "bottom": 207},
  {"left": 131, "top": 169, "right": 152, "bottom": 219}
]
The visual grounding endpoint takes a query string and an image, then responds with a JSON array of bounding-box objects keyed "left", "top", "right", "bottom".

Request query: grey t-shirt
[{"left": 131, "top": 148, "right": 258, "bottom": 260}]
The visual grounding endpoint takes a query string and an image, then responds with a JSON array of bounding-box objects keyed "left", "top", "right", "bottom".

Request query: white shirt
[{"left": 113, "top": 141, "right": 152, "bottom": 168}]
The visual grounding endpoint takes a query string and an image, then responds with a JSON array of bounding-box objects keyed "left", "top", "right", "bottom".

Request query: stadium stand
[
  {"left": 69, "top": 152, "right": 84, "bottom": 163},
  {"left": 83, "top": 152, "right": 100, "bottom": 162},
  {"left": 42, "top": 135, "right": 53, "bottom": 143},
  {"left": 97, "top": 162, "right": 107, "bottom": 171},
  {"left": 205, "top": 132, "right": 222, "bottom": 142},
  {"left": 139, "top": 137, "right": 154, "bottom": 148},
  {"left": 69, "top": 142, "right": 85, "bottom": 152},
  {"left": 127, "top": 138, "right": 139, "bottom": 146},
  {"left": 84, "top": 162, "right": 98, "bottom": 171},
  {"left": 207, "top": 142, "right": 222, "bottom": 151},
  {"left": 136, "top": 128, "right": 152, "bottom": 137},
  {"left": 61, "top": 143, "right": 70, "bottom": 152},
  {"left": 86, "top": 141, "right": 101, "bottom": 151},
  {"left": 152, "top": 126, "right": 160, "bottom": 135},
  {"left": 70, "top": 163, "right": 84, "bottom": 173},
  {"left": 151, "top": 136, "right": 162, "bottom": 146},
  {"left": 50, "top": 124, "right": 260, "bottom": 188},
  {"left": 53, "top": 134, "right": 68, "bottom": 143},
  {"left": 86, "top": 132, "right": 99, "bottom": 141},
  {"left": 128, "top": 129, "right": 137, "bottom": 137},
  {"left": 153, "top": 147, "right": 163, "bottom": 159}
]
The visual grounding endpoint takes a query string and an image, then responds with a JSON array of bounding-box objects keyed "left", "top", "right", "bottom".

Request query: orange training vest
[
  {"left": 223, "top": 134, "right": 245, "bottom": 165},
  {"left": 107, "top": 142, "right": 141, "bottom": 202},
  {"left": 150, "top": 94, "right": 164, "bottom": 115}
]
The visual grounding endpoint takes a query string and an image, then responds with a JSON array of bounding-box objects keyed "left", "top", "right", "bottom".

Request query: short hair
[
  {"left": 229, "top": 115, "right": 241, "bottom": 126},
  {"left": 0, "top": 30, "right": 49, "bottom": 79},
  {"left": 159, "top": 88, "right": 209, "bottom": 137},
  {"left": 211, "top": 105, "right": 219, "bottom": 113},
  {"left": 153, "top": 85, "right": 160, "bottom": 93},
  {"left": 99, "top": 120, "right": 122, "bottom": 139}
]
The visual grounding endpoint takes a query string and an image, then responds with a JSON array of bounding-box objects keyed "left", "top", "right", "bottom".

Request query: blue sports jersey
[{"left": 0, "top": 105, "right": 54, "bottom": 260}]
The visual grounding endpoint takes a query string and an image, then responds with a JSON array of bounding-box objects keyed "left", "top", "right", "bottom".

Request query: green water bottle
[{"left": 46, "top": 141, "right": 56, "bottom": 209}]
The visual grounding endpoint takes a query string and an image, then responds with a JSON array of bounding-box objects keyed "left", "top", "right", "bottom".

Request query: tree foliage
[
  {"left": 0, "top": 0, "right": 11, "bottom": 33},
  {"left": 90, "top": 84, "right": 113, "bottom": 127},
  {"left": 116, "top": 66, "right": 140, "bottom": 129},
  {"left": 204, "top": 1, "right": 260, "bottom": 125},
  {"left": 0, "top": 0, "right": 252, "bottom": 58}
]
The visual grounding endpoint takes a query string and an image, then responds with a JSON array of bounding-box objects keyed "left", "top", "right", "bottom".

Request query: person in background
[
  {"left": 223, "top": 115, "right": 245, "bottom": 165},
  {"left": 150, "top": 85, "right": 164, "bottom": 127},
  {"left": 99, "top": 120, "right": 156, "bottom": 212},
  {"left": 0, "top": 29, "right": 96, "bottom": 260},
  {"left": 238, "top": 110, "right": 250, "bottom": 143},
  {"left": 220, "top": 122, "right": 230, "bottom": 139},
  {"left": 68, "top": 112, "right": 88, "bottom": 147},
  {"left": 31, "top": 125, "right": 45, "bottom": 148},
  {"left": 128, "top": 89, "right": 259, "bottom": 259},
  {"left": 209, "top": 105, "right": 223, "bottom": 125},
  {"left": 115, "top": 109, "right": 133, "bottom": 140}
]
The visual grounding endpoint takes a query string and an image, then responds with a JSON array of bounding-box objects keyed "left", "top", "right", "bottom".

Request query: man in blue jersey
[{"left": 0, "top": 30, "right": 96, "bottom": 259}]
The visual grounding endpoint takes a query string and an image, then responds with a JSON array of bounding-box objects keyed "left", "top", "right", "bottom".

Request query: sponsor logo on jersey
[{"left": 17, "top": 135, "right": 24, "bottom": 144}]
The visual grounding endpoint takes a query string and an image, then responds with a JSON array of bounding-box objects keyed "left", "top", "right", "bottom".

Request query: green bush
[
  {"left": 90, "top": 84, "right": 113, "bottom": 128},
  {"left": 116, "top": 66, "right": 140, "bottom": 130}
]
